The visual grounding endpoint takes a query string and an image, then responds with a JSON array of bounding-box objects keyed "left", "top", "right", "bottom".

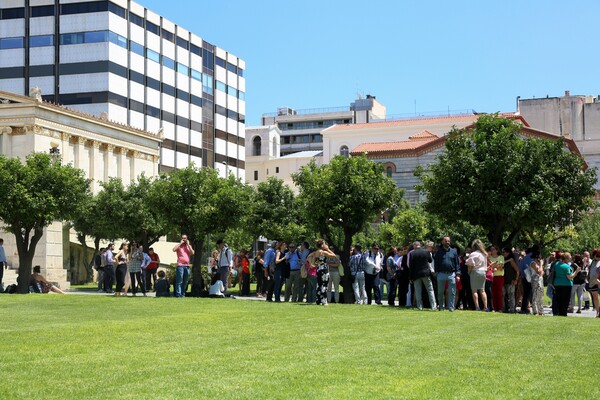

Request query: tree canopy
[
  {"left": 0, "top": 153, "right": 91, "bottom": 293},
  {"left": 417, "top": 114, "right": 597, "bottom": 248}
]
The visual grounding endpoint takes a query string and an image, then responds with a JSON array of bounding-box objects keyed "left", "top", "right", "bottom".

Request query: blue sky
[{"left": 142, "top": 0, "right": 599, "bottom": 125}]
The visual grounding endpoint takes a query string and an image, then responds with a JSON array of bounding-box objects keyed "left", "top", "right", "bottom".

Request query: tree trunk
[
  {"left": 15, "top": 227, "right": 44, "bottom": 294},
  {"left": 191, "top": 238, "right": 205, "bottom": 286},
  {"left": 78, "top": 232, "right": 92, "bottom": 284},
  {"left": 340, "top": 229, "right": 355, "bottom": 303}
]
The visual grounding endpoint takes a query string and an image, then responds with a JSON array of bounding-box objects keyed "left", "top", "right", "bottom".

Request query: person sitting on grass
[
  {"left": 30, "top": 265, "right": 65, "bottom": 294},
  {"left": 155, "top": 270, "right": 170, "bottom": 297},
  {"left": 209, "top": 274, "right": 226, "bottom": 298}
]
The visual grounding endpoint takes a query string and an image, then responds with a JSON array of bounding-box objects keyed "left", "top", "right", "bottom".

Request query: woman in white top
[
  {"left": 466, "top": 239, "right": 488, "bottom": 311},
  {"left": 209, "top": 274, "right": 225, "bottom": 298}
]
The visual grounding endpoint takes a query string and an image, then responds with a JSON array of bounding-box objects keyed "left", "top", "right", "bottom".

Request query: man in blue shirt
[
  {"left": 434, "top": 236, "right": 460, "bottom": 311},
  {"left": 285, "top": 243, "right": 303, "bottom": 302},
  {"left": 263, "top": 241, "right": 277, "bottom": 302}
]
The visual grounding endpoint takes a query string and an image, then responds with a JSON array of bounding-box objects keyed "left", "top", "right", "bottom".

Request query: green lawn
[{"left": 0, "top": 295, "right": 595, "bottom": 399}]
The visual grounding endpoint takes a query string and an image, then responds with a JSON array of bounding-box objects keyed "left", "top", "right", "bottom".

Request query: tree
[
  {"left": 0, "top": 153, "right": 91, "bottom": 293},
  {"left": 293, "top": 155, "right": 403, "bottom": 302},
  {"left": 417, "top": 114, "right": 597, "bottom": 248},
  {"left": 150, "top": 165, "right": 254, "bottom": 275},
  {"left": 247, "top": 177, "right": 305, "bottom": 241}
]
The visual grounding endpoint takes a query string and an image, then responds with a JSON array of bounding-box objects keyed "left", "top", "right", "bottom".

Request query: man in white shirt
[
  {"left": 216, "top": 239, "right": 233, "bottom": 292},
  {"left": 364, "top": 242, "right": 383, "bottom": 305}
]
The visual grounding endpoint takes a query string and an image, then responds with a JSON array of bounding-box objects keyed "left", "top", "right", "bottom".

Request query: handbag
[
  {"left": 524, "top": 265, "right": 533, "bottom": 283},
  {"left": 338, "top": 265, "right": 345, "bottom": 277},
  {"left": 582, "top": 289, "right": 591, "bottom": 302},
  {"left": 300, "top": 263, "right": 308, "bottom": 279}
]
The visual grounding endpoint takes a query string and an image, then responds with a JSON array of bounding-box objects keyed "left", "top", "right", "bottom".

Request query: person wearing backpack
[
  {"left": 363, "top": 242, "right": 383, "bottom": 305},
  {"left": 216, "top": 239, "right": 233, "bottom": 293}
]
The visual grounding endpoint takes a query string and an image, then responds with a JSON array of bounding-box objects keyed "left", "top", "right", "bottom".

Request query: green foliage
[
  {"left": 149, "top": 165, "right": 254, "bottom": 267},
  {"left": 554, "top": 211, "right": 600, "bottom": 253},
  {"left": 1, "top": 296, "right": 598, "bottom": 399},
  {"left": 417, "top": 114, "right": 597, "bottom": 247},
  {"left": 247, "top": 177, "right": 303, "bottom": 241},
  {"left": 0, "top": 153, "right": 91, "bottom": 292}
]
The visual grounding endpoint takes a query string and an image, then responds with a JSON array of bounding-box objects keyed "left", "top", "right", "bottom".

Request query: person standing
[
  {"left": 273, "top": 241, "right": 288, "bottom": 302},
  {"left": 501, "top": 247, "right": 520, "bottom": 313},
  {"left": 103, "top": 243, "right": 115, "bottom": 294},
  {"left": 0, "top": 238, "right": 6, "bottom": 291},
  {"left": 298, "top": 241, "right": 311, "bottom": 302},
  {"left": 530, "top": 254, "right": 545, "bottom": 316},
  {"left": 240, "top": 249, "right": 251, "bottom": 296},
  {"left": 488, "top": 245, "right": 504, "bottom": 312},
  {"left": 385, "top": 247, "right": 399, "bottom": 306},
  {"left": 408, "top": 241, "right": 436, "bottom": 310},
  {"left": 364, "top": 242, "right": 383, "bottom": 305},
  {"left": 114, "top": 242, "right": 129, "bottom": 296},
  {"left": 307, "top": 239, "right": 337, "bottom": 305},
  {"left": 554, "top": 252, "right": 580, "bottom": 316},
  {"left": 128, "top": 242, "right": 146, "bottom": 296},
  {"left": 95, "top": 248, "right": 105, "bottom": 293},
  {"left": 146, "top": 248, "right": 160, "bottom": 291},
  {"left": 253, "top": 250, "right": 265, "bottom": 297},
  {"left": 285, "top": 243, "right": 303, "bottom": 302},
  {"left": 519, "top": 245, "right": 539, "bottom": 314},
  {"left": 588, "top": 249, "right": 600, "bottom": 318},
  {"left": 173, "top": 234, "right": 194, "bottom": 298},
  {"left": 326, "top": 250, "right": 342, "bottom": 304},
  {"left": 264, "top": 241, "right": 277, "bottom": 302},
  {"left": 216, "top": 239, "right": 233, "bottom": 292},
  {"left": 466, "top": 239, "right": 488, "bottom": 311},
  {"left": 434, "top": 236, "right": 460, "bottom": 312},
  {"left": 350, "top": 245, "right": 366, "bottom": 304}
]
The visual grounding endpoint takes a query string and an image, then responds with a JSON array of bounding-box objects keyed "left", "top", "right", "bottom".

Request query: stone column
[
  {"left": 61, "top": 132, "right": 72, "bottom": 165},
  {"left": 116, "top": 147, "right": 127, "bottom": 181},
  {"left": 0, "top": 126, "right": 12, "bottom": 157},
  {"left": 89, "top": 140, "right": 101, "bottom": 193},
  {"left": 105, "top": 144, "right": 116, "bottom": 180},
  {"left": 130, "top": 150, "right": 139, "bottom": 183},
  {"left": 74, "top": 136, "right": 86, "bottom": 170}
]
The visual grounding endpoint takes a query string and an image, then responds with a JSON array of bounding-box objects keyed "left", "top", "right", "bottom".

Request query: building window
[
  {"left": 0, "top": 37, "right": 24, "bottom": 49},
  {"left": 253, "top": 136, "right": 261, "bottom": 156},
  {"left": 276, "top": 167, "right": 279, "bottom": 174},
  {"left": 273, "top": 139, "right": 278, "bottom": 157},
  {"left": 30, "top": 35, "right": 54, "bottom": 47},
  {"left": 386, "top": 166, "right": 393, "bottom": 178},
  {"left": 340, "top": 145, "right": 349, "bottom": 157},
  {"left": 254, "top": 171, "right": 258, "bottom": 181}
]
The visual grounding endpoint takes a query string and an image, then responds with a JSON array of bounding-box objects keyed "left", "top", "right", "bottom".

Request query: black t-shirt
[{"left": 504, "top": 252, "right": 517, "bottom": 282}]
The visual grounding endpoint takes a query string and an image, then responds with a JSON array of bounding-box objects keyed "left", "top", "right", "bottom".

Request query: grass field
[{"left": 0, "top": 295, "right": 596, "bottom": 399}]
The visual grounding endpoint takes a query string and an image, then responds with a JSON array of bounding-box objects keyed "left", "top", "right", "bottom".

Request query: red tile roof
[{"left": 409, "top": 130, "right": 438, "bottom": 140}]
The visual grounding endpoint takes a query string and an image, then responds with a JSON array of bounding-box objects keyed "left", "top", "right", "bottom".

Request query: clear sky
[{"left": 142, "top": 0, "right": 600, "bottom": 125}]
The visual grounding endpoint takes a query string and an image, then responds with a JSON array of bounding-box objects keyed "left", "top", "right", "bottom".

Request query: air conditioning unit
[{"left": 277, "top": 107, "right": 296, "bottom": 116}]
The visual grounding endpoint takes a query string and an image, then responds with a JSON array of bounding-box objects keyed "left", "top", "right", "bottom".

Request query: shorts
[
  {"left": 589, "top": 284, "right": 598, "bottom": 292},
  {"left": 469, "top": 269, "right": 486, "bottom": 292}
]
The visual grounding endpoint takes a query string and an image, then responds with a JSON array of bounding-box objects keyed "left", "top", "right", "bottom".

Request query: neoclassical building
[{"left": 0, "top": 89, "right": 162, "bottom": 287}]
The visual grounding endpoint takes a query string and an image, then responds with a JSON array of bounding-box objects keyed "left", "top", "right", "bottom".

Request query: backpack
[{"left": 5, "top": 284, "right": 17, "bottom": 294}]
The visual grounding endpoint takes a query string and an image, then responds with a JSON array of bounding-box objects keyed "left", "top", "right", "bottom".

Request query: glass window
[
  {"left": 108, "top": 32, "right": 127, "bottom": 48},
  {"left": 30, "top": 35, "right": 53, "bottom": 47},
  {"left": 191, "top": 69, "right": 202, "bottom": 81},
  {"left": 60, "top": 33, "right": 83, "bottom": 45},
  {"left": 161, "top": 83, "right": 175, "bottom": 97},
  {"left": 176, "top": 37, "right": 188, "bottom": 49},
  {"left": 386, "top": 166, "right": 393, "bottom": 178},
  {"left": 146, "top": 21, "right": 160, "bottom": 36},
  {"left": 129, "top": 12, "right": 143, "bottom": 27},
  {"left": 84, "top": 31, "right": 108, "bottom": 43},
  {"left": 340, "top": 145, "right": 349, "bottom": 157},
  {"left": 146, "top": 48, "right": 160, "bottom": 63},
  {"left": 31, "top": 5, "right": 54, "bottom": 18},
  {"left": 238, "top": 68, "right": 244, "bottom": 77},
  {"left": 162, "top": 56, "right": 175, "bottom": 69},
  {"left": 215, "top": 57, "right": 226, "bottom": 68},
  {"left": 61, "top": 1, "right": 108, "bottom": 15},
  {"left": 161, "top": 29, "right": 174, "bottom": 43},
  {"left": 0, "top": 37, "right": 24, "bottom": 49},
  {"left": 190, "top": 44, "right": 201, "bottom": 56},
  {"left": 227, "top": 109, "right": 237, "bottom": 120},
  {"left": 146, "top": 76, "right": 160, "bottom": 91},
  {"left": 107, "top": 2, "right": 125, "bottom": 18},
  {"left": 253, "top": 136, "right": 261, "bottom": 156},
  {"left": 1, "top": 7, "right": 25, "bottom": 19},
  {"left": 238, "top": 91, "right": 245, "bottom": 100},
  {"left": 215, "top": 105, "right": 227, "bottom": 116},
  {"left": 202, "top": 48, "right": 214, "bottom": 69},
  {"left": 228, "top": 87, "right": 238, "bottom": 98},
  {"left": 226, "top": 62, "right": 237, "bottom": 74},
  {"left": 129, "top": 40, "right": 144, "bottom": 56},
  {"left": 176, "top": 63, "right": 189, "bottom": 76},
  {"left": 202, "top": 74, "right": 213, "bottom": 95},
  {"left": 254, "top": 171, "right": 258, "bottom": 181},
  {"left": 216, "top": 81, "right": 226, "bottom": 92}
]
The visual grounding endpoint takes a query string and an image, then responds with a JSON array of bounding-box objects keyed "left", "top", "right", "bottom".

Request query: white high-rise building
[{"left": 0, "top": 0, "right": 246, "bottom": 178}]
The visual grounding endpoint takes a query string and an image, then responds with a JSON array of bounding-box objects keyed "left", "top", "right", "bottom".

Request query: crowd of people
[
  {"left": 7, "top": 231, "right": 597, "bottom": 317},
  {"left": 201, "top": 236, "right": 599, "bottom": 317}
]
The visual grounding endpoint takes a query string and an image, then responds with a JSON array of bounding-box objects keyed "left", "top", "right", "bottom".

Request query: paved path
[{"left": 67, "top": 289, "right": 599, "bottom": 318}]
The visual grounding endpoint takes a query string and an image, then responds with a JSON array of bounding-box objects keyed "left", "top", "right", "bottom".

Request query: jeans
[
  {"left": 274, "top": 269, "right": 285, "bottom": 302},
  {"left": 306, "top": 275, "right": 317, "bottom": 303},
  {"left": 365, "top": 273, "right": 381, "bottom": 304},
  {"left": 436, "top": 272, "right": 456, "bottom": 311},
  {"left": 97, "top": 268, "right": 105, "bottom": 290},
  {"left": 285, "top": 270, "right": 302, "bottom": 302},
  {"left": 414, "top": 276, "right": 436, "bottom": 310},
  {"left": 503, "top": 283, "right": 516, "bottom": 313},
  {"left": 145, "top": 268, "right": 157, "bottom": 291},
  {"left": 353, "top": 271, "right": 367, "bottom": 304},
  {"left": 219, "top": 266, "right": 230, "bottom": 292},
  {"left": 327, "top": 268, "right": 341, "bottom": 303},
  {"left": 129, "top": 271, "right": 145, "bottom": 295},
  {"left": 520, "top": 277, "right": 532, "bottom": 313},
  {"left": 175, "top": 265, "right": 190, "bottom": 298},
  {"left": 388, "top": 277, "right": 398, "bottom": 306},
  {"left": 103, "top": 265, "right": 115, "bottom": 292},
  {"left": 570, "top": 284, "right": 585, "bottom": 310},
  {"left": 379, "top": 278, "right": 389, "bottom": 300}
]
